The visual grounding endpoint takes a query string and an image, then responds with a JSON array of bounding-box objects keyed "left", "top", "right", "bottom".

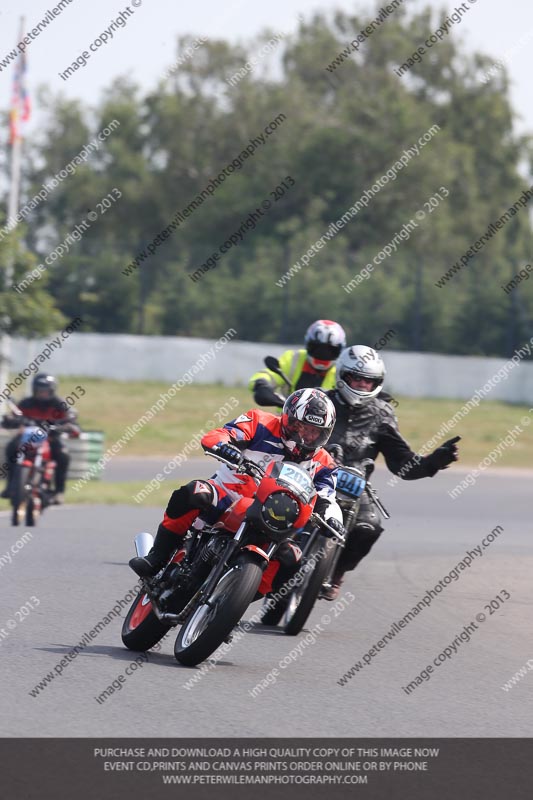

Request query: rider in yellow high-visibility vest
[{"left": 249, "top": 320, "right": 346, "bottom": 408}]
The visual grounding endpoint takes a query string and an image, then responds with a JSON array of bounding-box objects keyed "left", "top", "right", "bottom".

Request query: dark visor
[{"left": 307, "top": 342, "right": 341, "bottom": 360}]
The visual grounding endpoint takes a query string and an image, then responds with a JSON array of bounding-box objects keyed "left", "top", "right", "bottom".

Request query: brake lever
[
  {"left": 309, "top": 512, "right": 346, "bottom": 544},
  {"left": 364, "top": 482, "right": 390, "bottom": 519},
  {"left": 206, "top": 450, "right": 266, "bottom": 479}
]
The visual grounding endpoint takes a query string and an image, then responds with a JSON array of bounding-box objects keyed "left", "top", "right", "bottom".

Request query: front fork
[
  {"left": 195, "top": 522, "right": 247, "bottom": 601},
  {"left": 148, "top": 521, "right": 259, "bottom": 625},
  {"left": 319, "top": 501, "right": 359, "bottom": 591},
  {"left": 28, "top": 452, "right": 54, "bottom": 511},
  {"left": 15, "top": 458, "right": 39, "bottom": 512},
  {"left": 178, "top": 524, "right": 279, "bottom": 620}
]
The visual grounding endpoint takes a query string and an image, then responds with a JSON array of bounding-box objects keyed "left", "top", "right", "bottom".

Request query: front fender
[{"left": 242, "top": 544, "right": 270, "bottom": 566}]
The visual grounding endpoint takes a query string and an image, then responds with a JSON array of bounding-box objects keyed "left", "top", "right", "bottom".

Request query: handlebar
[
  {"left": 309, "top": 512, "right": 346, "bottom": 544},
  {"left": 327, "top": 449, "right": 375, "bottom": 480},
  {"left": 205, "top": 449, "right": 267, "bottom": 480},
  {"left": 205, "top": 450, "right": 353, "bottom": 538},
  {"left": 21, "top": 418, "right": 51, "bottom": 428},
  {"left": 1, "top": 416, "right": 76, "bottom": 438},
  {"left": 364, "top": 483, "right": 390, "bottom": 519},
  {"left": 332, "top": 456, "right": 390, "bottom": 519},
  {"left": 359, "top": 458, "right": 375, "bottom": 479}
]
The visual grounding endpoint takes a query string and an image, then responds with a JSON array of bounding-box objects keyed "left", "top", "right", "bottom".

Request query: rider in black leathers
[{"left": 322, "top": 345, "right": 460, "bottom": 599}]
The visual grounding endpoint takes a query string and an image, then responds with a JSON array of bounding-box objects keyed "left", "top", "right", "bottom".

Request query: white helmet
[
  {"left": 336, "top": 345, "right": 385, "bottom": 406},
  {"left": 304, "top": 319, "right": 346, "bottom": 371}
]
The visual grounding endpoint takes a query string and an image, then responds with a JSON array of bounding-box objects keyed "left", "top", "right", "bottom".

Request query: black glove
[
  {"left": 2, "top": 415, "right": 23, "bottom": 430},
  {"left": 427, "top": 436, "right": 461, "bottom": 471},
  {"left": 324, "top": 517, "right": 347, "bottom": 540},
  {"left": 212, "top": 442, "right": 243, "bottom": 466},
  {"left": 252, "top": 379, "right": 285, "bottom": 408},
  {"left": 325, "top": 443, "right": 344, "bottom": 465}
]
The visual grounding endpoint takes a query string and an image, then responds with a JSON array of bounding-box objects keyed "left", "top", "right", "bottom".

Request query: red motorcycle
[
  {"left": 9, "top": 419, "right": 58, "bottom": 527},
  {"left": 121, "top": 451, "right": 338, "bottom": 666}
]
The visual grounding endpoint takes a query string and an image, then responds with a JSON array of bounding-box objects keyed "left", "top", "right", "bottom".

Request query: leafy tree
[{"left": 1, "top": 3, "right": 531, "bottom": 357}]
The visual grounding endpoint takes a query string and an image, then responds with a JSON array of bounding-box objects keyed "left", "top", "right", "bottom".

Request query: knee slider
[
  {"left": 185, "top": 479, "right": 216, "bottom": 510},
  {"left": 166, "top": 485, "right": 195, "bottom": 518},
  {"left": 275, "top": 540, "right": 302, "bottom": 568}
]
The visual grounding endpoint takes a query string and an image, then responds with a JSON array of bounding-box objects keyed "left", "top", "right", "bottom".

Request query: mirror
[{"left": 264, "top": 356, "right": 281, "bottom": 372}]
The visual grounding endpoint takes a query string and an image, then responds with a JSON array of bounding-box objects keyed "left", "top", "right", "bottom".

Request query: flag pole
[{"left": 0, "top": 17, "right": 25, "bottom": 411}]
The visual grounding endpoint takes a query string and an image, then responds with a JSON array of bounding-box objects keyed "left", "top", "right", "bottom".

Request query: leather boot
[
  {"left": 321, "top": 565, "right": 347, "bottom": 601},
  {"left": 129, "top": 524, "right": 180, "bottom": 577}
]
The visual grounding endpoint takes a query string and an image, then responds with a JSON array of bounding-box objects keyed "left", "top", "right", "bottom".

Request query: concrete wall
[{"left": 7, "top": 333, "right": 533, "bottom": 403}]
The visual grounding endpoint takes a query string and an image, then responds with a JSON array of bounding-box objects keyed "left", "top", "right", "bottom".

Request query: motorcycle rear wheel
[
  {"left": 260, "top": 593, "right": 289, "bottom": 626},
  {"left": 174, "top": 553, "right": 263, "bottom": 667}
]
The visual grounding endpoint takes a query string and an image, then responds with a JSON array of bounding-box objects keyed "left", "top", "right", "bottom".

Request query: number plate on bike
[
  {"left": 278, "top": 463, "right": 315, "bottom": 504},
  {"left": 336, "top": 468, "right": 365, "bottom": 498}
]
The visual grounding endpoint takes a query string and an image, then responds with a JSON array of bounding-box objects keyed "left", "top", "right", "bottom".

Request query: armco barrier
[
  {"left": 6, "top": 333, "right": 533, "bottom": 403},
  {"left": 0, "top": 429, "right": 105, "bottom": 481},
  {"left": 67, "top": 431, "right": 105, "bottom": 479}
]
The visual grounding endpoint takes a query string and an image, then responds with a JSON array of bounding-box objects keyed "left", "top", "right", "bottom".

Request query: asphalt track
[{"left": 1, "top": 466, "right": 531, "bottom": 738}]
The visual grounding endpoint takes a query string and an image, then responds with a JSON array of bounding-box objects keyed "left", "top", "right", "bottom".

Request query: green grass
[
  {"left": 55, "top": 377, "right": 251, "bottom": 456},
  {"left": 0, "top": 481, "right": 173, "bottom": 511},
  {"left": 392, "top": 395, "right": 533, "bottom": 468},
  {"left": 55, "top": 376, "right": 532, "bottom": 468},
  {"left": 0, "top": 378, "right": 530, "bottom": 510}
]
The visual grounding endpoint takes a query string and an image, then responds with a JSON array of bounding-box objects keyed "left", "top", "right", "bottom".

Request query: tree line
[{"left": 1, "top": 2, "right": 532, "bottom": 358}]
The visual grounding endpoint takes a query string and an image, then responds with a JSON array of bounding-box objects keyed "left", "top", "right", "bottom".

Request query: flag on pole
[{"left": 9, "top": 34, "right": 30, "bottom": 145}]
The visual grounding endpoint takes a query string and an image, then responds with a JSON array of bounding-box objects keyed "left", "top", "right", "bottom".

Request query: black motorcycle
[{"left": 262, "top": 456, "right": 390, "bottom": 635}]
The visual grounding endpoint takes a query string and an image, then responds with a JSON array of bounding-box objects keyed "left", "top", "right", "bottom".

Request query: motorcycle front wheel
[
  {"left": 26, "top": 492, "right": 41, "bottom": 527},
  {"left": 283, "top": 536, "right": 338, "bottom": 636},
  {"left": 174, "top": 553, "right": 263, "bottom": 667},
  {"left": 11, "top": 465, "right": 31, "bottom": 527}
]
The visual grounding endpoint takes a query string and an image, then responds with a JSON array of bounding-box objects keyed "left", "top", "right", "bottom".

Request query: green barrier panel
[
  {"left": 68, "top": 430, "right": 106, "bottom": 481},
  {"left": 0, "top": 429, "right": 106, "bottom": 482}
]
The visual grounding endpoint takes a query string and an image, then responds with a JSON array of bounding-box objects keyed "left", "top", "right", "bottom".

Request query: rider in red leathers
[
  {"left": 129, "top": 388, "right": 345, "bottom": 593},
  {"left": 1, "top": 373, "right": 80, "bottom": 503}
]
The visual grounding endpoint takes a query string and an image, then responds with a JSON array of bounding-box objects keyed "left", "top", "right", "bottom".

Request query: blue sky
[{"left": 0, "top": 0, "right": 531, "bottom": 135}]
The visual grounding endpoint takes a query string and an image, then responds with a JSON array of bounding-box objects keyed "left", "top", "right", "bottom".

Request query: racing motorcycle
[
  {"left": 261, "top": 455, "right": 390, "bottom": 635},
  {"left": 8, "top": 416, "right": 59, "bottom": 527},
  {"left": 121, "top": 450, "right": 339, "bottom": 667}
]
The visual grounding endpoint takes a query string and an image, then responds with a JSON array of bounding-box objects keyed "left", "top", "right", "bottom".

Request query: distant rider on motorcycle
[
  {"left": 322, "top": 345, "right": 460, "bottom": 600},
  {"left": 129, "top": 388, "right": 346, "bottom": 595},
  {"left": 1, "top": 373, "right": 80, "bottom": 504},
  {"left": 249, "top": 319, "right": 346, "bottom": 407}
]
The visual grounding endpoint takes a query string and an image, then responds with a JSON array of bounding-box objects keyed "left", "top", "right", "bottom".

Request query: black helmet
[
  {"left": 32, "top": 373, "right": 57, "bottom": 399},
  {"left": 280, "top": 388, "right": 336, "bottom": 462}
]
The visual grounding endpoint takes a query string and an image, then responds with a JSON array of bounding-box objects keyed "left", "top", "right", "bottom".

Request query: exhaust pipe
[{"left": 134, "top": 532, "right": 154, "bottom": 558}]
